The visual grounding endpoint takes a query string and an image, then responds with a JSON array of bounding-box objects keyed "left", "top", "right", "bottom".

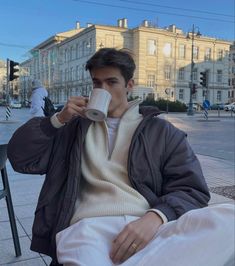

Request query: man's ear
[{"left": 126, "top": 79, "right": 134, "bottom": 93}]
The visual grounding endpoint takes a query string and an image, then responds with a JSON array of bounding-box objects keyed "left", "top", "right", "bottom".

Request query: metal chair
[{"left": 0, "top": 144, "right": 21, "bottom": 257}]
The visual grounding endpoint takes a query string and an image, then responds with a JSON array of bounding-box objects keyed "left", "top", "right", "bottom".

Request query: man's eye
[{"left": 108, "top": 80, "right": 117, "bottom": 84}]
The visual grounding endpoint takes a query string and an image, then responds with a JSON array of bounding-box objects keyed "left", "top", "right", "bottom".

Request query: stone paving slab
[
  {"left": 0, "top": 236, "right": 42, "bottom": 265},
  {"left": 210, "top": 186, "right": 235, "bottom": 200}
]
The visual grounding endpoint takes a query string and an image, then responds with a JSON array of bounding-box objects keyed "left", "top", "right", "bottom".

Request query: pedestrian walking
[{"left": 29, "top": 79, "right": 48, "bottom": 117}]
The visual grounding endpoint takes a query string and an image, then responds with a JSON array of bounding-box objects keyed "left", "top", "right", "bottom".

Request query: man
[
  {"left": 8, "top": 48, "right": 234, "bottom": 266},
  {"left": 29, "top": 79, "right": 48, "bottom": 117}
]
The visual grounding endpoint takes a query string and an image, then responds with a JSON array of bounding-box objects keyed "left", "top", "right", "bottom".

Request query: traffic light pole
[
  {"left": 5, "top": 59, "right": 12, "bottom": 121},
  {"left": 6, "top": 59, "right": 10, "bottom": 105},
  {"left": 187, "top": 25, "right": 195, "bottom": 116}
]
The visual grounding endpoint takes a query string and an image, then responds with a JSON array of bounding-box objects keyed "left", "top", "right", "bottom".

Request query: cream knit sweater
[{"left": 70, "top": 100, "right": 150, "bottom": 225}]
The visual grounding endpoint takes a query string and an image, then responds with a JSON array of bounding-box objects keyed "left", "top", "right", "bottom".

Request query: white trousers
[{"left": 56, "top": 204, "right": 235, "bottom": 266}]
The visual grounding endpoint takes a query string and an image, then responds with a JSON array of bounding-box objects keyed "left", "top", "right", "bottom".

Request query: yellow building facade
[{"left": 20, "top": 19, "right": 232, "bottom": 106}]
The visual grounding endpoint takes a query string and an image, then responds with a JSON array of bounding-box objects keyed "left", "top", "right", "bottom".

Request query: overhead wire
[
  {"left": 0, "top": 42, "right": 32, "bottom": 49},
  {"left": 118, "top": 0, "right": 233, "bottom": 18},
  {"left": 72, "top": 0, "right": 234, "bottom": 23},
  {"left": 1, "top": 0, "right": 233, "bottom": 55}
]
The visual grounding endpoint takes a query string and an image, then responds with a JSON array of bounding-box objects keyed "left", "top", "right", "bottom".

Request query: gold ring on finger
[{"left": 131, "top": 243, "right": 138, "bottom": 250}]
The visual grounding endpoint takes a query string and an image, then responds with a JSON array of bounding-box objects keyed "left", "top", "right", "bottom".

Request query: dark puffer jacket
[{"left": 7, "top": 106, "right": 210, "bottom": 265}]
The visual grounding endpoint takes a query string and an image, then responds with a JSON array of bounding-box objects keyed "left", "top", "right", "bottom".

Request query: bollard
[
  {"left": 204, "top": 108, "right": 208, "bottom": 120},
  {"left": 5, "top": 106, "right": 11, "bottom": 121}
]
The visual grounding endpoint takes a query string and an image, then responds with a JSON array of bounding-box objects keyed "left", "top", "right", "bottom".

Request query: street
[
  {"left": 162, "top": 112, "right": 235, "bottom": 163},
  {"left": 1, "top": 107, "right": 234, "bottom": 163}
]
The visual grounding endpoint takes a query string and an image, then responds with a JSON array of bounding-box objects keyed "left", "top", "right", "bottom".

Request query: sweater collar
[
  {"left": 106, "top": 99, "right": 163, "bottom": 121},
  {"left": 118, "top": 99, "right": 142, "bottom": 121}
]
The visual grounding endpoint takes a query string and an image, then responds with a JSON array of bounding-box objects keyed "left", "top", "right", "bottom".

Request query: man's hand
[
  {"left": 110, "top": 212, "right": 163, "bottom": 264},
  {"left": 56, "top": 96, "right": 88, "bottom": 124}
]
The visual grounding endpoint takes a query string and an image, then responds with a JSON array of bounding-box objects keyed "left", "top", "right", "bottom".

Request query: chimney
[
  {"left": 76, "top": 21, "right": 80, "bottom": 29},
  {"left": 142, "top": 20, "right": 149, "bottom": 27},
  {"left": 168, "top": 24, "right": 176, "bottom": 33},
  {"left": 117, "top": 19, "right": 122, "bottom": 27},
  {"left": 123, "top": 18, "right": 128, "bottom": 28},
  {"left": 87, "top": 23, "right": 93, "bottom": 27}
]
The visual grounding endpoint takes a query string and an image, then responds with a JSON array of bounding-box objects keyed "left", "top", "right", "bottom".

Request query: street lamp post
[{"left": 187, "top": 24, "right": 201, "bottom": 116}]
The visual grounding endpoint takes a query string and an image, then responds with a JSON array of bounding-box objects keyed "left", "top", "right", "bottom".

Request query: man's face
[{"left": 90, "top": 66, "right": 134, "bottom": 118}]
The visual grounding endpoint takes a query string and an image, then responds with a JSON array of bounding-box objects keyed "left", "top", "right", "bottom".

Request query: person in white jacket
[{"left": 29, "top": 80, "right": 48, "bottom": 117}]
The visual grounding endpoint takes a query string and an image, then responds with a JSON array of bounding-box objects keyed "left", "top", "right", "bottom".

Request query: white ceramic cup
[{"left": 85, "top": 88, "right": 112, "bottom": 121}]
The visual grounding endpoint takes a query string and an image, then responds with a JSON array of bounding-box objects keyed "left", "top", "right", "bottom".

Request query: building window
[
  {"left": 76, "top": 65, "right": 79, "bottom": 80},
  {"left": 147, "top": 74, "right": 155, "bottom": 87},
  {"left": 179, "top": 89, "right": 184, "bottom": 100},
  {"left": 217, "top": 49, "right": 223, "bottom": 61},
  {"left": 178, "top": 67, "right": 185, "bottom": 80},
  {"left": 205, "top": 48, "right": 211, "bottom": 61},
  {"left": 163, "top": 43, "right": 172, "bottom": 57},
  {"left": 217, "top": 70, "right": 222, "bottom": 83},
  {"left": 232, "top": 53, "right": 235, "bottom": 61},
  {"left": 70, "top": 46, "right": 73, "bottom": 61},
  {"left": 225, "top": 50, "right": 229, "bottom": 57},
  {"left": 165, "top": 65, "right": 171, "bottom": 80},
  {"left": 193, "top": 68, "right": 198, "bottom": 81},
  {"left": 60, "top": 70, "right": 63, "bottom": 82},
  {"left": 70, "top": 67, "right": 73, "bottom": 81},
  {"left": 147, "top": 40, "right": 157, "bottom": 55},
  {"left": 217, "top": 90, "right": 222, "bottom": 101},
  {"left": 64, "top": 49, "right": 69, "bottom": 62},
  {"left": 179, "top": 44, "right": 185, "bottom": 59},
  {"left": 193, "top": 46, "right": 199, "bottom": 60},
  {"left": 65, "top": 68, "right": 68, "bottom": 81},
  {"left": 82, "top": 41, "right": 87, "bottom": 56},
  {"left": 78, "top": 68, "right": 82, "bottom": 80},
  {"left": 76, "top": 43, "right": 79, "bottom": 59}
]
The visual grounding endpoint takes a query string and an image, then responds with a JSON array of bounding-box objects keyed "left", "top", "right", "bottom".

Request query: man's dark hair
[{"left": 85, "top": 48, "right": 136, "bottom": 85}]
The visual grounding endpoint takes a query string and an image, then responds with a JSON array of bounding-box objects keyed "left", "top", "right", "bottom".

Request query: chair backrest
[{"left": 0, "top": 144, "right": 7, "bottom": 171}]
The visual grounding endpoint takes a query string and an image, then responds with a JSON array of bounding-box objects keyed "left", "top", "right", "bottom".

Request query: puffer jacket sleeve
[
  {"left": 7, "top": 116, "right": 60, "bottom": 175},
  {"left": 129, "top": 117, "right": 210, "bottom": 221},
  {"left": 153, "top": 122, "right": 210, "bottom": 220}
]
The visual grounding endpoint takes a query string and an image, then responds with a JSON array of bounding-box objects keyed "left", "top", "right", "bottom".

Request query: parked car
[
  {"left": 0, "top": 99, "right": 7, "bottom": 106},
  {"left": 210, "top": 103, "right": 225, "bottom": 110},
  {"left": 10, "top": 101, "right": 22, "bottom": 109},
  {"left": 186, "top": 103, "right": 202, "bottom": 111},
  {"left": 224, "top": 102, "right": 235, "bottom": 112}
]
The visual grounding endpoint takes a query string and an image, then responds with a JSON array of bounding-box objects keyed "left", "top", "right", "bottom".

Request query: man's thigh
[
  {"left": 56, "top": 216, "right": 138, "bottom": 266},
  {"left": 124, "top": 204, "right": 234, "bottom": 266}
]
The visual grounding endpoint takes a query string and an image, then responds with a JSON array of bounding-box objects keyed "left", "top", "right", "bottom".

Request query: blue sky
[{"left": 0, "top": 0, "right": 234, "bottom": 62}]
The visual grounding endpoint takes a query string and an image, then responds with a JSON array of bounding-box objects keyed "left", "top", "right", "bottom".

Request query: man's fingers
[
  {"left": 119, "top": 241, "right": 141, "bottom": 263},
  {"left": 111, "top": 236, "right": 134, "bottom": 264},
  {"left": 110, "top": 224, "right": 139, "bottom": 264},
  {"left": 57, "top": 96, "right": 88, "bottom": 123},
  {"left": 110, "top": 213, "right": 162, "bottom": 264}
]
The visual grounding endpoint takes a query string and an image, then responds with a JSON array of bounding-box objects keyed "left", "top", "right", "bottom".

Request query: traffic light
[
  {"left": 192, "top": 83, "right": 197, "bottom": 94},
  {"left": 9, "top": 60, "right": 19, "bottom": 81},
  {"left": 200, "top": 71, "right": 208, "bottom": 88}
]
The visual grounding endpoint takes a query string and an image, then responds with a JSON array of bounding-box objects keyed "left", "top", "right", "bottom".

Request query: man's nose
[{"left": 100, "top": 84, "right": 109, "bottom": 92}]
